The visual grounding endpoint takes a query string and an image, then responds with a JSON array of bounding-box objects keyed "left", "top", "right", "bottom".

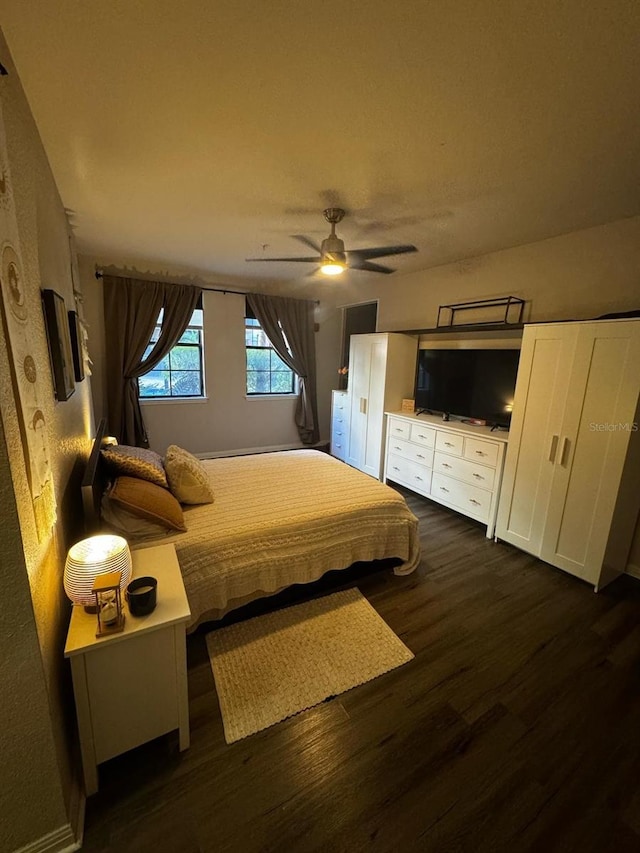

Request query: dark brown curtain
[
  {"left": 103, "top": 276, "right": 202, "bottom": 446},
  {"left": 246, "top": 292, "right": 318, "bottom": 444}
]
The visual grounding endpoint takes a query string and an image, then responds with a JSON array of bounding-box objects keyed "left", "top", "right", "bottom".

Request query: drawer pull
[
  {"left": 444, "top": 441, "right": 454, "bottom": 447},
  {"left": 469, "top": 498, "right": 481, "bottom": 506},
  {"left": 418, "top": 433, "right": 428, "bottom": 439},
  {"left": 417, "top": 454, "right": 425, "bottom": 459},
  {"left": 394, "top": 427, "right": 403, "bottom": 432},
  {"left": 474, "top": 450, "right": 486, "bottom": 456},
  {"left": 472, "top": 473, "right": 484, "bottom": 480},
  {"left": 441, "top": 462, "right": 452, "bottom": 468},
  {"left": 394, "top": 445, "right": 402, "bottom": 450},
  {"left": 415, "top": 476, "right": 423, "bottom": 481},
  {"left": 392, "top": 466, "right": 400, "bottom": 471},
  {"left": 439, "top": 486, "right": 449, "bottom": 493}
]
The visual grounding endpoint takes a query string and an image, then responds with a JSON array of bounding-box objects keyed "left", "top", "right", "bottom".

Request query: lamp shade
[{"left": 64, "top": 534, "right": 132, "bottom": 606}]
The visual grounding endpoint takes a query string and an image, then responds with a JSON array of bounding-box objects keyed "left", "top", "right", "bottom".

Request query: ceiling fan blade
[
  {"left": 245, "top": 256, "right": 319, "bottom": 263},
  {"left": 291, "top": 234, "right": 322, "bottom": 253},
  {"left": 348, "top": 260, "right": 395, "bottom": 274},
  {"left": 347, "top": 244, "right": 417, "bottom": 261}
]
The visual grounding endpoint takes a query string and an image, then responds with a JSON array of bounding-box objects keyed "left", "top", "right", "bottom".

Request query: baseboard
[
  {"left": 625, "top": 563, "right": 640, "bottom": 581},
  {"left": 198, "top": 440, "right": 329, "bottom": 459},
  {"left": 67, "top": 776, "right": 85, "bottom": 851},
  {"left": 14, "top": 823, "right": 81, "bottom": 853}
]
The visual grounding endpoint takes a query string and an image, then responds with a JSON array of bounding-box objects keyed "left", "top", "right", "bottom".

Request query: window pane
[
  {"left": 139, "top": 371, "right": 171, "bottom": 396},
  {"left": 152, "top": 353, "right": 171, "bottom": 371},
  {"left": 271, "top": 351, "right": 290, "bottom": 372},
  {"left": 245, "top": 327, "right": 272, "bottom": 347},
  {"left": 170, "top": 344, "right": 200, "bottom": 370},
  {"left": 179, "top": 328, "right": 200, "bottom": 344},
  {"left": 170, "top": 371, "right": 201, "bottom": 396},
  {"left": 271, "top": 372, "right": 293, "bottom": 393},
  {"left": 247, "top": 348, "right": 271, "bottom": 371},
  {"left": 249, "top": 371, "right": 271, "bottom": 393}
]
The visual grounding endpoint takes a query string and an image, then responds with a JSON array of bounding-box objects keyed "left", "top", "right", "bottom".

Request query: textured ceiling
[{"left": 3, "top": 0, "right": 640, "bottom": 283}]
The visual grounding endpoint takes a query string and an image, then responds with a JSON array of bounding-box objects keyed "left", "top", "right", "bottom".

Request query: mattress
[{"left": 131, "top": 449, "right": 420, "bottom": 630}]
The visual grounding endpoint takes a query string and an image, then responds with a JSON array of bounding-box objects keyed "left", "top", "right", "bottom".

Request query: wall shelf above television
[
  {"left": 402, "top": 321, "right": 525, "bottom": 335},
  {"left": 401, "top": 296, "right": 525, "bottom": 335}
]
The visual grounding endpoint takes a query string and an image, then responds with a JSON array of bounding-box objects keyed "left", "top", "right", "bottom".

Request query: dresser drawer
[
  {"left": 332, "top": 411, "right": 350, "bottom": 431},
  {"left": 387, "top": 418, "right": 412, "bottom": 440},
  {"left": 410, "top": 423, "right": 436, "bottom": 448},
  {"left": 431, "top": 473, "right": 491, "bottom": 522},
  {"left": 433, "top": 452, "right": 496, "bottom": 490},
  {"left": 387, "top": 437, "right": 433, "bottom": 467},
  {"left": 386, "top": 456, "right": 432, "bottom": 495},
  {"left": 331, "top": 422, "right": 348, "bottom": 443},
  {"left": 435, "top": 431, "right": 464, "bottom": 456},
  {"left": 464, "top": 437, "right": 499, "bottom": 468}
]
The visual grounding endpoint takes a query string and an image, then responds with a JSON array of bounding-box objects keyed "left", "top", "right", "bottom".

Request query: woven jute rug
[{"left": 206, "top": 587, "right": 414, "bottom": 743}]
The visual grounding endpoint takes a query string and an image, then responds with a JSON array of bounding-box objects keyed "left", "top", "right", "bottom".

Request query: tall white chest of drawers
[
  {"left": 331, "top": 390, "right": 350, "bottom": 461},
  {"left": 384, "top": 412, "right": 509, "bottom": 538}
]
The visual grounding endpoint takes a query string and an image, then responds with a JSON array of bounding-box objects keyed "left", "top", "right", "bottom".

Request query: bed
[{"left": 83, "top": 421, "right": 420, "bottom": 631}]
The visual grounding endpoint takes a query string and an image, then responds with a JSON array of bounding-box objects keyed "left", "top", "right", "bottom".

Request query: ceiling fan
[{"left": 246, "top": 208, "right": 418, "bottom": 276}]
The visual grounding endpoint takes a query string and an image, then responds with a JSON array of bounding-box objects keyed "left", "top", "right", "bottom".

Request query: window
[
  {"left": 138, "top": 302, "right": 204, "bottom": 399},
  {"left": 245, "top": 314, "right": 296, "bottom": 395}
]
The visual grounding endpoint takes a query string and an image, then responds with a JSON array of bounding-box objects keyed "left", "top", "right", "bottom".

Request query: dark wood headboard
[{"left": 81, "top": 417, "right": 108, "bottom": 534}]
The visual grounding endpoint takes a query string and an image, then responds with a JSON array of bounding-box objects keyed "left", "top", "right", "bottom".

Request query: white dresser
[
  {"left": 384, "top": 411, "right": 508, "bottom": 538},
  {"left": 330, "top": 390, "right": 350, "bottom": 461}
]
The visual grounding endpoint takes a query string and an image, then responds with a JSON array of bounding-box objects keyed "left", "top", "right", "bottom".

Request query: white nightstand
[{"left": 64, "top": 543, "right": 191, "bottom": 795}]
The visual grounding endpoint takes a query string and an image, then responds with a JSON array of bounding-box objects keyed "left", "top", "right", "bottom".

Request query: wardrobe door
[
  {"left": 495, "top": 324, "right": 578, "bottom": 555},
  {"left": 360, "top": 336, "right": 388, "bottom": 478},
  {"left": 540, "top": 322, "right": 640, "bottom": 584},
  {"left": 346, "top": 335, "right": 373, "bottom": 472}
]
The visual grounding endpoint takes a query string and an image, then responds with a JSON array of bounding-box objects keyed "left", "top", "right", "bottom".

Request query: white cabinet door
[
  {"left": 346, "top": 335, "right": 375, "bottom": 471},
  {"left": 361, "top": 337, "right": 388, "bottom": 478},
  {"left": 496, "top": 324, "right": 578, "bottom": 555}
]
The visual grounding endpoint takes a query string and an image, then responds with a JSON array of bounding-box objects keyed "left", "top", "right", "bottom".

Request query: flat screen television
[{"left": 415, "top": 348, "right": 520, "bottom": 427}]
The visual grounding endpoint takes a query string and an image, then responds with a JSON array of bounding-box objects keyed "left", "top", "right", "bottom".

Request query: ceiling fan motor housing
[{"left": 321, "top": 234, "right": 346, "bottom": 263}]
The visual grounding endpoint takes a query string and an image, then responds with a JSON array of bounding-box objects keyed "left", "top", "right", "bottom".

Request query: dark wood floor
[{"left": 80, "top": 490, "right": 640, "bottom": 852}]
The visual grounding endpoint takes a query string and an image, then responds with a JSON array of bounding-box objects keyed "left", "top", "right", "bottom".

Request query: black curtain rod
[{"left": 94, "top": 270, "right": 319, "bottom": 304}]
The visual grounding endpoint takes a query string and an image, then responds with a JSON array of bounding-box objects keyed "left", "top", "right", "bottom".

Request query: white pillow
[{"left": 164, "top": 445, "right": 215, "bottom": 505}]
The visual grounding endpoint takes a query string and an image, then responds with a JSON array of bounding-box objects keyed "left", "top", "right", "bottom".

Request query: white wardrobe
[
  {"left": 496, "top": 319, "right": 640, "bottom": 590},
  {"left": 345, "top": 332, "right": 417, "bottom": 479}
]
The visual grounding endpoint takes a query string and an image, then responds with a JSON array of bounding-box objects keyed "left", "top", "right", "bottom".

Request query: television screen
[{"left": 415, "top": 348, "right": 520, "bottom": 427}]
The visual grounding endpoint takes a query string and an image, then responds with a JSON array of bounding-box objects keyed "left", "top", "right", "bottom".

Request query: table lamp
[{"left": 64, "top": 534, "right": 132, "bottom": 611}]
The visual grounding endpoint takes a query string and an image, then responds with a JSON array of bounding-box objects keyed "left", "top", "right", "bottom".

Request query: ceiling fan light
[{"left": 320, "top": 261, "right": 346, "bottom": 276}]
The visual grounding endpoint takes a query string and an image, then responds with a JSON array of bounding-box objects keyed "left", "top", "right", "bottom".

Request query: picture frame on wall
[
  {"left": 41, "top": 288, "right": 75, "bottom": 401},
  {"left": 68, "top": 309, "right": 85, "bottom": 382}
]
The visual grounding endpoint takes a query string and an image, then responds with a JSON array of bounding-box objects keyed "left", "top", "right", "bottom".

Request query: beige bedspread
[{"left": 135, "top": 450, "right": 420, "bottom": 630}]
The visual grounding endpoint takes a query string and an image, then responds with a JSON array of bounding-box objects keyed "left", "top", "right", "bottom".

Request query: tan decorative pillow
[
  {"left": 164, "top": 444, "right": 214, "bottom": 505},
  {"left": 108, "top": 476, "right": 186, "bottom": 531},
  {"left": 101, "top": 444, "right": 168, "bottom": 488}
]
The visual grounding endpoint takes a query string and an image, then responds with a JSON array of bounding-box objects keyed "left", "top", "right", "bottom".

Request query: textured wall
[{"left": 0, "top": 28, "right": 94, "bottom": 850}]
